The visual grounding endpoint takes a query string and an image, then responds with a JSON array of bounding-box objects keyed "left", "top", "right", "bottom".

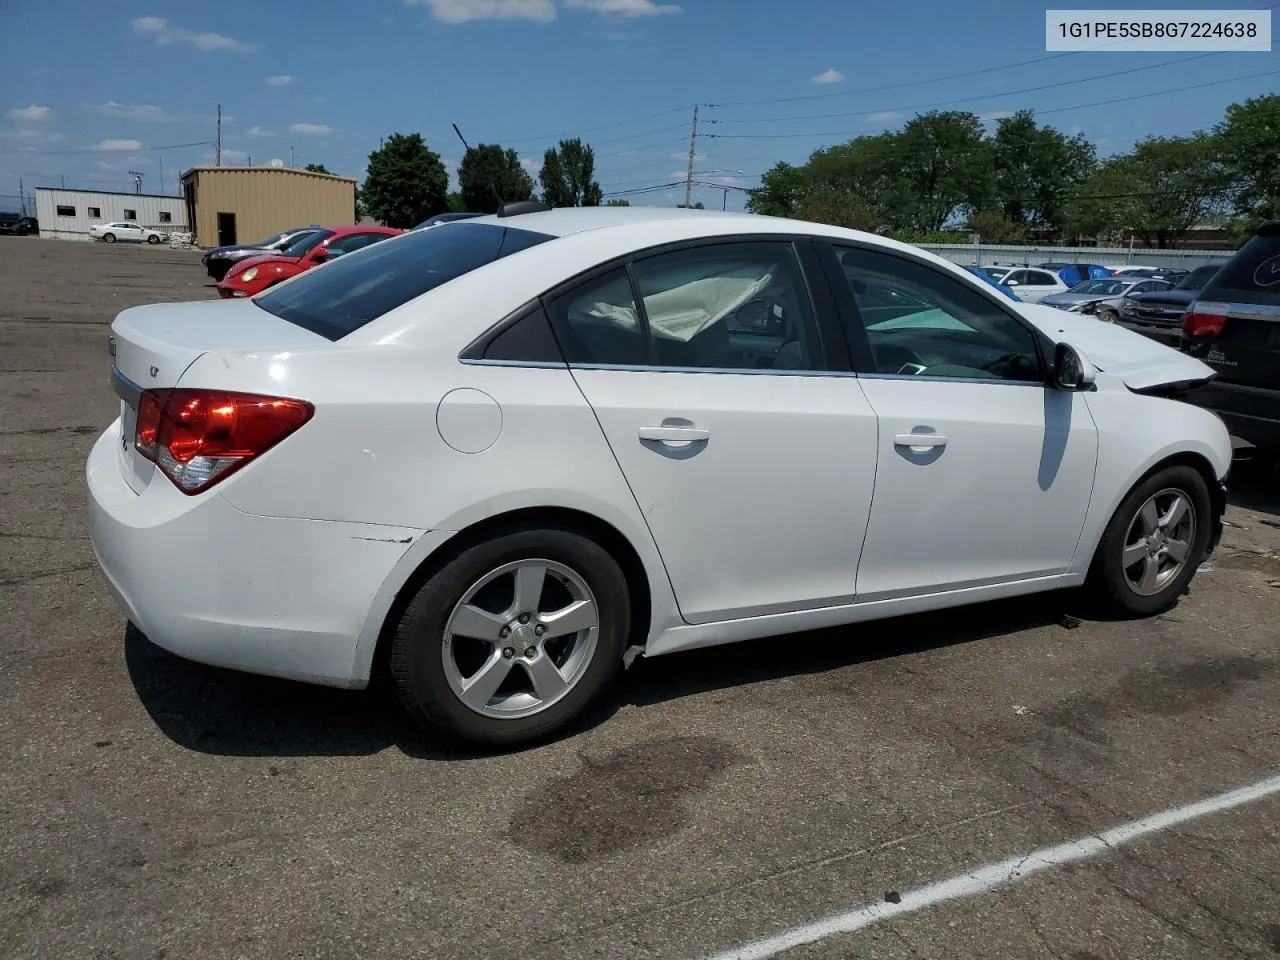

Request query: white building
[{"left": 35, "top": 187, "right": 188, "bottom": 241}]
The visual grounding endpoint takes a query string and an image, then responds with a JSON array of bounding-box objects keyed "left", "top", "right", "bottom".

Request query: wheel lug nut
[
  {"left": 502, "top": 647, "right": 515, "bottom": 659},
  {"left": 519, "top": 613, "right": 531, "bottom": 624},
  {"left": 500, "top": 626, "right": 510, "bottom": 638},
  {"left": 535, "top": 624, "right": 546, "bottom": 636},
  {"left": 525, "top": 647, "right": 537, "bottom": 658}
]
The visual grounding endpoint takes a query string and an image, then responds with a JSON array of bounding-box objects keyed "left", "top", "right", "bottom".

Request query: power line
[
  {"left": 708, "top": 53, "right": 1219, "bottom": 127},
  {"left": 0, "top": 139, "right": 215, "bottom": 158},
  {"left": 595, "top": 137, "right": 688, "bottom": 158},
  {"left": 703, "top": 2, "right": 1279, "bottom": 110},
  {"left": 496, "top": 105, "right": 693, "bottom": 146},
  {"left": 705, "top": 69, "right": 1280, "bottom": 140}
]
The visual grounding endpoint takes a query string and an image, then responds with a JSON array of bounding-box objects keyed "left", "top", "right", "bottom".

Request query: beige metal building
[{"left": 180, "top": 166, "right": 357, "bottom": 248}]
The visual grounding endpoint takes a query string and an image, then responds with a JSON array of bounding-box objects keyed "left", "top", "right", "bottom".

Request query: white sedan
[
  {"left": 88, "top": 206, "right": 1231, "bottom": 747},
  {"left": 89, "top": 221, "right": 164, "bottom": 244},
  {"left": 996, "top": 266, "right": 1071, "bottom": 302}
]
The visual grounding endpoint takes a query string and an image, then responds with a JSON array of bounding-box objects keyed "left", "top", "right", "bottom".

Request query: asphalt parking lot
[{"left": 1, "top": 235, "right": 1279, "bottom": 960}]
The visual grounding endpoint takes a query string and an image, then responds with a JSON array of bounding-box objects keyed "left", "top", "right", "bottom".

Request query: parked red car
[{"left": 216, "top": 225, "right": 402, "bottom": 298}]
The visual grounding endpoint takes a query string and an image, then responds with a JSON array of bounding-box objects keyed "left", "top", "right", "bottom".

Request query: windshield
[
  {"left": 254, "top": 222, "right": 554, "bottom": 340},
  {"left": 1176, "top": 265, "right": 1222, "bottom": 290},
  {"left": 1071, "top": 279, "right": 1130, "bottom": 295},
  {"left": 279, "top": 230, "right": 330, "bottom": 258}
]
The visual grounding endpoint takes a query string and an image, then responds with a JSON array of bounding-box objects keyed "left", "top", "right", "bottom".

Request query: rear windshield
[
  {"left": 1175, "top": 264, "right": 1224, "bottom": 291},
  {"left": 1200, "top": 233, "right": 1280, "bottom": 306},
  {"left": 280, "top": 230, "right": 331, "bottom": 258},
  {"left": 254, "top": 222, "right": 554, "bottom": 340}
]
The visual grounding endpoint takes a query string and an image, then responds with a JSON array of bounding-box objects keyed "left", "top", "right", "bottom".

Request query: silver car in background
[{"left": 1039, "top": 276, "right": 1172, "bottom": 323}]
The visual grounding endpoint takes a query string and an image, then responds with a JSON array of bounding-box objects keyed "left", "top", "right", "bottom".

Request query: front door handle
[
  {"left": 894, "top": 433, "right": 948, "bottom": 449},
  {"left": 639, "top": 425, "right": 710, "bottom": 443}
]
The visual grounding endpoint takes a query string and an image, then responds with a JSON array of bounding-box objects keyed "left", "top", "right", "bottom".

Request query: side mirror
[
  {"left": 1005, "top": 280, "right": 1018, "bottom": 287},
  {"left": 1054, "top": 342, "right": 1096, "bottom": 391}
]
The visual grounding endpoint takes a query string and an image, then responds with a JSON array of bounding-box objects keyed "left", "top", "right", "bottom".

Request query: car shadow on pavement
[
  {"left": 615, "top": 591, "right": 1083, "bottom": 710},
  {"left": 123, "top": 623, "right": 478, "bottom": 761}
]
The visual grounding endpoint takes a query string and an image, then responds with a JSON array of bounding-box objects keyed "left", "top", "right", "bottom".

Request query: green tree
[
  {"left": 1072, "top": 134, "right": 1229, "bottom": 247},
  {"left": 965, "top": 208, "right": 1028, "bottom": 244},
  {"left": 604, "top": 198, "right": 631, "bottom": 206},
  {"left": 445, "top": 192, "right": 465, "bottom": 212},
  {"left": 304, "top": 163, "right": 331, "bottom": 174},
  {"left": 539, "top": 138, "right": 602, "bottom": 207},
  {"left": 361, "top": 133, "right": 448, "bottom": 228},
  {"left": 746, "top": 162, "right": 809, "bottom": 218},
  {"left": 1216, "top": 94, "right": 1280, "bottom": 229},
  {"left": 892, "top": 111, "right": 993, "bottom": 231},
  {"left": 989, "top": 111, "right": 1095, "bottom": 231},
  {"left": 458, "top": 143, "right": 534, "bottom": 213}
]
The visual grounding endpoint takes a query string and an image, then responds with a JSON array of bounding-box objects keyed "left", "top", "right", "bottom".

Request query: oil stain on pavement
[{"left": 510, "top": 736, "right": 745, "bottom": 863}]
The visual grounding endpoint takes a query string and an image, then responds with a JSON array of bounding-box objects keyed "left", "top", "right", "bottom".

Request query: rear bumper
[
  {"left": 1187, "top": 380, "right": 1280, "bottom": 453},
  {"left": 86, "top": 420, "right": 428, "bottom": 688}
]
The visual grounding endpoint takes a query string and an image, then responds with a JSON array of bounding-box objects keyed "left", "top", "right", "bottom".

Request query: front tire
[
  {"left": 1088, "top": 465, "right": 1212, "bottom": 616},
  {"left": 1096, "top": 308, "right": 1117, "bottom": 323},
  {"left": 390, "top": 527, "right": 630, "bottom": 748},
  {"left": 147, "top": 234, "right": 160, "bottom": 245}
]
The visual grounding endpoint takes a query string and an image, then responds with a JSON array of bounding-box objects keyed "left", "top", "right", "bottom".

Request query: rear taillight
[
  {"left": 134, "top": 388, "right": 313, "bottom": 494},
  {"left": 1183, "top": 301, "right": 1229, "bottom": 339}
]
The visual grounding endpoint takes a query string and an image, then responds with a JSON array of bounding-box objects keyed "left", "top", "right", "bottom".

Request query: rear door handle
[
  {"left": 639, "top": 426, "right": 710, "bottom": 443},
  {"left": 894, "top": 433, "right": 948, "bottom": 449}
]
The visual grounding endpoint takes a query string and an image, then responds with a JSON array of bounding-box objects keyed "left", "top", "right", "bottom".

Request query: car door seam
[{"left": 851, "top": 375, "right": 881, "bottom": 598}]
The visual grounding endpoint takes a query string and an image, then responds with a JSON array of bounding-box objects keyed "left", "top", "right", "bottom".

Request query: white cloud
[
  {"left": 407, "top": 0, "right": 556, "bottom": 22},
  {"left": 669, "top": 150, "right": 706, "bottom": 163},
  {"left": 868, "top": 111, "right": 901, "bottom": 123},
  {"left": 266, "top": 75, "right": 294, "bottom": 86},
  {"left": 289, "top": 123, "right": 331, "bottom": 135},
  {"left": 96, "top": 101, "right": 176, "bottom": 123},
  {"left": 519, "top": 156, "right": 539, "bottom": 172},
  {"left": 97, "top": 139, "right": 144, "bottom": 151},
  {"left": 132, "top": 16, "right": 256, "bottom": 53},
  {"left": 978, "top": 110, "right": 1014, "bottom": 122},
  {"left": 705, "top": 175, "right": 743, "bottom": 187},
  {"left": 565, "top": 0, "right": 682, "bottom": 15},
  {"left": 222, "top": 149, "right": 251, "bottom": 162},
  {"left": 247, "top": 125, "right": 274, "bottom": 137},
  {"left": 0, "top": 128, "right": 65, "bottom": 148},
  {"left": 7, "top": 105, "right": 52, "bottom": 122},
  {"left": 810, "top": 68, "right": 845, "bottom": 85}
]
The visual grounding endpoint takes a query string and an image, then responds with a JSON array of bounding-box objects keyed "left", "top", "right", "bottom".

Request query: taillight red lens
[
  {"left": 134, "top": 388, "right": 313, "bottom": 494},
  {"left": 1183, "top": 301, "right": 1229, "bottom": 339}
]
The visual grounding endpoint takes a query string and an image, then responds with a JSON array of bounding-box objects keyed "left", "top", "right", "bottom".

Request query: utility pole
[
  {"left": 215, "top": 105, "right": 222, "bottom": 166},
  {"left": 290, "top": 145, "right": 295, "bottom": 168},
  {"left": 158, "top": 156, "right": 164, "bottom": 194},
  {"left": 18, "top": 179, "right": 23, "bottom": 215},
  {"left": 683, "top": 104, "right": 699, "bottom": 209},
  {"left": 60, "top": 174, "right": 65, "bottom": 189}
]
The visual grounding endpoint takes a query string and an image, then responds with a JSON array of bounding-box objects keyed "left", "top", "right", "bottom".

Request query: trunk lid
[
  {"left": 109, "top": 299, "right": 328, "bottom": 493},
  {"left": 1020, "top": 303, "right": 1216, "bottom": 392}
]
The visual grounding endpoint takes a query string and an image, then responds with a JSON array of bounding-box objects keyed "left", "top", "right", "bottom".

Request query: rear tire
[
  {"left": 102, "top": 233, "right": 116, "bottom": 244},
  {"left": 390, "top": 527, "right": 630, "bottom": 748},
  {"left": 1088, "top": 465, "right": 1211, "bottom": 616}
]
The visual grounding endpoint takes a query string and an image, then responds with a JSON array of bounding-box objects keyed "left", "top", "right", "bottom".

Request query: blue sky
[{"left": 0, "top": 0, "right": 1276, "bottom": 212}]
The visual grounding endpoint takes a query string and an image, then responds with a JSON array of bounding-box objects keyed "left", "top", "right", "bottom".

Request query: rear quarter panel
[{"left": 183, "top": 345, "right": 682, "bottom": 640}]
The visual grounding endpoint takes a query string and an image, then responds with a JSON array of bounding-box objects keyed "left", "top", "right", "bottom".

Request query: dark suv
[
  {"left": 1117, "top": 263, "right": 1225, "bottom": 348},
  {"left": 1180, "top": 221, "right": 1280, "bottom": 460}
]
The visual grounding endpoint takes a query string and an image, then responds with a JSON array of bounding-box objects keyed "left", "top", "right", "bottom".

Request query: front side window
[
  {"left": 255, "top": 222, "right": 553, "bottom": 340},
  {"left": 831, "top": 245, "right": 1043, "bottom": 382}
]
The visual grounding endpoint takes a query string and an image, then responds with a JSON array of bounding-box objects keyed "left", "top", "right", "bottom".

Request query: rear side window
[
  {"left": 1201, "top": 233, "right": 1280, "bottom": 306},
  {"left": 254, "top": 223, "right": 554, "bottom": 340}
]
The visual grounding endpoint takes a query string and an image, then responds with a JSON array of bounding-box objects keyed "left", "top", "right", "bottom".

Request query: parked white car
[
  {"left": 89, "top": 221, "right": 164, "bottom": 244},
  {"left": 997, "top": 266, "right": 1070, "bottom": 302},
  {"left": 88, "top": 207, "right": 1230, "bottom": 747}
]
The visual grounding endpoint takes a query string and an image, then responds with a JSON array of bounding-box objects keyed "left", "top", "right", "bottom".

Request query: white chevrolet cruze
[{"left": 88, "top": 205, "right": 1231, "bottom": 747}]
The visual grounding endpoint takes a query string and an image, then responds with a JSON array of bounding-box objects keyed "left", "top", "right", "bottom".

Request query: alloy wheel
[
  {"left": 1121, "top": 487, "right": 1197, "bottom": 596},
  {"left": 441, "top": 559, "right": 600, "bottom": 719}
]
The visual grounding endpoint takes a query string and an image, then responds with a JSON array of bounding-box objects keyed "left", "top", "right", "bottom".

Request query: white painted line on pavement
[{"left": 705, "top": 773, "right": 1280, "bottom": 960}]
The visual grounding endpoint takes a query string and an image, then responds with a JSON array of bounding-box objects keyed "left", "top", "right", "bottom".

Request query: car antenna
[{"left": 452, "top": 123, "right": 505, "bottom": 213}]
